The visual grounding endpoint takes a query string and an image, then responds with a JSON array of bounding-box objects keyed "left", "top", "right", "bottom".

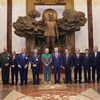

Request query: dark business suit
[
  {"left": 83, "top": 54, "right": 92, "bottom": 82},
  {"left": 73, "top": 54, "right": 83, "bottom": 83},
  {"left": 91, "top": 51, "right": 100, "bottom": 82},
  {"left": 52, "top": 52, "right": 63, "bottom": 83},
  {"left": 10, "top": 55, "right": 18, "bottom": 85},
  {"left": 31, "top": 54, "right": 40, "bottom": 84},
  {"left": 17, "top": 53, "right": 29, "bottom": 85},
  {"left": 63, "top": 54, "right": 72, "bottom": 83}
]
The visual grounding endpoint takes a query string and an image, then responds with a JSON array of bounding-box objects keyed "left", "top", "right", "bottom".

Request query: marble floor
[{"left": 0, "top": 69, "right": 100, "bottom": 100}]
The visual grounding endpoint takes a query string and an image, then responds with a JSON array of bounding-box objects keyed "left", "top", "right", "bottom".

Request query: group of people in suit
[{"left": 0, "top": 46, "right": 100, "bottom": 86}]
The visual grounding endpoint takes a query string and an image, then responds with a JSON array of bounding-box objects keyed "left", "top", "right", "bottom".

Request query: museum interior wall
[{"left": 0, "top": 0, "right": 100, "bottom": 53}]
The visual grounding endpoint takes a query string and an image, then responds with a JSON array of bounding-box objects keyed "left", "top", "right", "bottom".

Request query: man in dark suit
[
  {"left": 0, "top": 48, "right": 10, "bottom": 85},
  {"left": 63, "top": 49, "right": 72, "bottom": 84},
  {"left": 52, "top": 47, "right": 63, "bottom": 84},
  {"left": 17, "top": 48, "right": 29, "bottom": 85},
  {"left": 10, "top": 51, "right": 18, "bottom": 85},
  {"left": 83, "top": 49, "right": 92, "bottom": 83},
  {"left": 73, "top": 48, "right": 83, "bottom": 84},
  {"left": 31, "top": 49, "right": 40, "bottom": 85},
  {"left": 91, "top": 46, "right": 100, "bottom": 83}
]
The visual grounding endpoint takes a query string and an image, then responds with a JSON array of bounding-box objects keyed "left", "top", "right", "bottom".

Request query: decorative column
[
  {"left": 87, "top": 0, "right": 93, "bottom": 52},
  {"left": 7, "top": 0, "right": 12, "bottom": 53}
]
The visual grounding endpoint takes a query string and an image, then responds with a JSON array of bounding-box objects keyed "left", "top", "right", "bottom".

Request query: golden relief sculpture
[{"left": 35, "top": 0, "right": 44, "bottom": 4}]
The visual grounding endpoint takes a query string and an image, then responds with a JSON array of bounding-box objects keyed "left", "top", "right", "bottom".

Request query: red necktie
[{"left": 56, "top": 53, "right": 58, "bottom": 59}]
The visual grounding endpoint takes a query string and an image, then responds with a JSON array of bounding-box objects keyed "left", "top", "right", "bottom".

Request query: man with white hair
[
  {"left": 31, "top": 49, "right": 40, "bottom": 85},
  {"left": 17, "top": 48, "right": 29, "bottom": 85}
]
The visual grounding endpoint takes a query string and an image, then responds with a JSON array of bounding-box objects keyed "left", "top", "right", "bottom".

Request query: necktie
[
  {"left": 12, "top": 56, "right": 15, "bottom": 62},
  {"left": 66, "top": 54, "right": 68, "bottom": 61},
  {"left": 77, "top": 54, "right": 79, "bottom": 59},
  {"left": 22, "top": 53, "right": 25, "bottom": 59},
  {"left": 56, "top": 53, "right": 58, "bottom": 59}
]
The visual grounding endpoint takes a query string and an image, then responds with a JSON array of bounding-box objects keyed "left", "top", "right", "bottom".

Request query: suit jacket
[
  {"left": 72, "top": 54, "right": 83, "bottom": 68},
  {"left": 63, "top": 54, "right": 72, "bottom": 68},
  {"left": 10, "top": 55, "right": 18, "bottom": 69},
  {"left": 31, "top": 55, "right": 40, "bottom": 69},
  {"left": 91, "top": 51, "right": 100, "bottom": 67},
  {"left": 52, "top": 52, "right": 63, "bottom": 68},
  {"left": 83, "top": 54, "right": 92, "bottom": 69},
  {"left": 17, "top": 53, "right": 29, "bottom": 67}
]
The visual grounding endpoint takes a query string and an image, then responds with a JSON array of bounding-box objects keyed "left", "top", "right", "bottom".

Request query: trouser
[
  {"left": 92, "top": 67, "right": 100, "bottom": 82},
  {"left": 43, "top": 67, "right": 51, "bottom": 82},
  {"left": 84, "top": 67, "right": 91, "bottom": 82},
  {"left": 2, "top": 66, "right": 10, "bottom": 84},
  {"left": 11, "top": 67, "right": 18, "bottom": 84},
  {"left": 19, "top": 67, "right": 28, "bottom": 84},
  {"left": 54, "top": 67, "right": 61, "bottom": 83},
  {"left": 65, "top": 66, "right": 72, "bottom": 82},
  {"left": 74, "top": 67, "right": 82, "bottom": 82},
  {"left": 32, "top": 68, "right": 39, "bottom": 83},
  {"left": 46, "top": 37, "right": 55, "bottom": 52}
]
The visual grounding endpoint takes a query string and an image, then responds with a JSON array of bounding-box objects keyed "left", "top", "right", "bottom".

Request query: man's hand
[
  {"left": 82, "top": 66, "right": 84, "bottom": 69},
  {"left": 63, "top": 67, "right": 65, "bottom": 69},
  {"left": 33, "top": 64, "right": 36, "bottom": 67},
  {"left": 73, "top": 66, "right": 75, "bottom": 69},
  {"left": 5, "top": 63, "right": 9, "bottom": 67},
  {"left": 52, "top": 66, "right": 54, "bottom": 69},
  {"left": 12, "top": 65, "right": 15, "bottom": 68},
  {"left": 90, "top": 67, "right": 92, "bottom": 70},
  {"left": 24, "top": 65, "right": 27, "bottom": 69},
  {"left": 61, "top": 66, "right": 63, "bottom": 68},
  {"left": 45, "top": 64, "right": 48, "bottom": 67},
  {"left": 18, "top": 65, "right": 21, "bottom": 68}
]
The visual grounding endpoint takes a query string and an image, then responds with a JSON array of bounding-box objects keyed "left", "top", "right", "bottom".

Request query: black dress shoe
[
  {"left": 55, "top": 82, "right": 57, "bottom": 84},
  {"left": 74, "top": 81, "right": 77, "bottom": 84},
  {"left": 15, "top": 83, "right": 17, "bottom": 85},
  {"left": 20, "top": 83, "right": 23, "bottom": 85},
  {"left": 84, "top": 81, "right": 87, "bottom": 83},
  {"left": 69, "top": 82, "right": 72, "bottom": 84},
  {"left": 92, "top": 81, "right": 95, "bottom": 83},
  {"left": 10, "top": 83, "right": 14, "bottom": 86},
  {"left": 97, "top": 81, "right": 99, "bottom": 83},
  {"left": 58, "top": 82, "right": 61, "bottom": 84},
  {"left": 79, "top": 81, "right": 82, "bottom": 84},
  {"left": 37, "top": 82, "right": 39, "bottom": 85},
  {"left": 33, "top": 83, "right": 36, "bottom": 85},
  {"left": 25, "top": 83, "right": 27, "bottom": 85}
]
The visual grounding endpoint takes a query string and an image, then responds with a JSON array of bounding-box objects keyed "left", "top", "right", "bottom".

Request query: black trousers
[
  {"left": 92, "top": 67, "right": 100, "bottom": 82},
  {"left": 11, "top": 67, "right": 18, "bottom": 84},
  {"left": 65, "top": 66, "right": 72, "bottom": 83},
  {"left": 74, "top": 67, "right": 82, "bottom": 82},
  {"left": 84, "top": 67, "right": 91, "bottom": 82},
  {"left": 1, "top": 66, "right": 10, "bottom": 85},
  {"left": 32, "top": 68, "right": 39, "bottom": 84}
]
